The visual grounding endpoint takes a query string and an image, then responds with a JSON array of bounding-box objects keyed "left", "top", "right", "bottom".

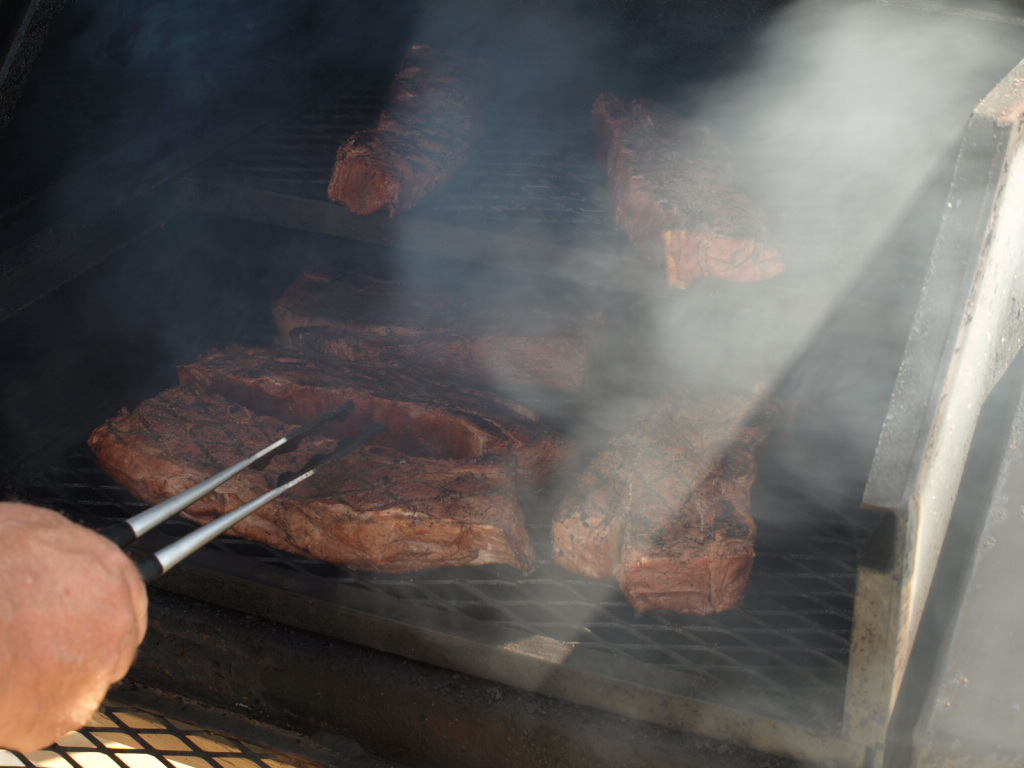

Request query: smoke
[
  {"left": 371, "top": 0, "right": 1024, "bottom": 515},
  {"left": 5, "top": 0, "right": 1022, "bottom": 755},
  {"left": 630, "top": 1, "right": 1024, "bottom": 478},
  {"left": 386, "top": 0, "right": 1024, "bottom": 398},
  {"left": 700, "top": 0, "right": 1020, "bottom": 250},
  {"left": 650, "top": 1, "right": 1024, "bottom": 740},
  {"left": 379, "top": 0, "right": 1024, "bottom": 747}
]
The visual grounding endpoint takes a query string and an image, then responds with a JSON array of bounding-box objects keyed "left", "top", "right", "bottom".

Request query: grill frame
[
  {"left": 0, "top": 87, "right": 996, "bottom": 768},
  {"left": 2, "top": 2, "right": 1024, "bottom": 766}
]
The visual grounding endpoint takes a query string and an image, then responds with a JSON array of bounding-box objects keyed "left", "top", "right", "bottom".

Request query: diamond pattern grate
[{"left": 0, "top": 702, "right": 314, "bottom": 768}]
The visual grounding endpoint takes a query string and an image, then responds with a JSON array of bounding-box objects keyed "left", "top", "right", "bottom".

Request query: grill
[
  {"left": 3, "top": 1, "right": 1024, "bottom": 767},
  {"left": 7, "top": 440, "right": 879, "bottom": 735}
]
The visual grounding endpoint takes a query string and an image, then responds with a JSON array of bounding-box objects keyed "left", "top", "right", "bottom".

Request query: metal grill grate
[
  {"left": 185, "top": 90, "right": 624, "bottom": 253},
  {"left": 1, "top": 82, "right": 889, "bottom": 741},
  {"left": 1, "top": 701, "right": 315, "bottom": 768},
  {"left": 8, "top": 442, "right": 881, "bottom": 733}
]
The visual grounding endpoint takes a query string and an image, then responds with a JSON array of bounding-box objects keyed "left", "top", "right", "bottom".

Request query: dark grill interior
[
  {"left": 192, "top": 90, "right": 615, "bottom": 231},
  {"left": 0, "top": 0, "right": 929, "bottom": 752},
  {"left": 174, "top": 86, "right": 641, "bottom": 297}
]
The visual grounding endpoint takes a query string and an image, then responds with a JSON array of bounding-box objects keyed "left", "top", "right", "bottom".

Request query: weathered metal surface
[
  {"left": 910, "top": 364, "right": 1024, "bottom": 766},
  {"left": 854, "top": 55, "right": 1024, "bottom": 756}
]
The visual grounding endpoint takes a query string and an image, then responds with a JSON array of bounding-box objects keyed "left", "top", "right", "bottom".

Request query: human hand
[{"left": 0, "top": 502, "right": 148, "bottom": 752}]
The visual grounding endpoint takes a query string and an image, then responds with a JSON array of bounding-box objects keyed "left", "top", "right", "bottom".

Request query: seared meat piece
[
  {"left": 552, "top": 393, "right": 773, "bottom": 614},
  {"left": 88, "top": 387, "right": 534, "bottom": 572},
  {"left": 328, "top": 44, "right": 489, "bottom": 215},
  {"left": 177, "top": 345, "right": 576, "bottom": 487},
  {"left": 593, "top": 93, "right": 785, "bottom": 289},
  {"left": 289, "top": 326, "right": 591, "bottom": 394},
  {"left": 88, "top": 388, "right": 334, "bottom": 517},
  {"left": 273, "top": 270, "right": 597, "bottom": 392}
]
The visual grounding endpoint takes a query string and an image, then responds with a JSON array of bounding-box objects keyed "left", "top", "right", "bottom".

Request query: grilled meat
[
  {"left": 273, "top": 270, "right": 596, "bottom": 392},
  {"left": 289, "top": 326, "right": 592, "bottom": 394},
  {"left": 328, "top": 44, "right": 489, "bottom": 215},
  {"left": 593, "top": 93, "right": 785, "bottom": 289},
  {"left": 177, "top": 345, "right": 576, "bottom": 487},
  {"left": 88, "top": 387, "right": 534, "bottom": 572},
  {"left": 552, "top": 393, "right": 773, "bottom": 614}
]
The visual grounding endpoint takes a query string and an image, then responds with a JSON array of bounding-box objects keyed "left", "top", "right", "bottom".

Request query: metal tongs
[{"left": 101, "top": 401, "right": 385, "bottom": 584}]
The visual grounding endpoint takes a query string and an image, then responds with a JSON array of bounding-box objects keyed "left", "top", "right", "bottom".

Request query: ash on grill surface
[{"left": 11, "top": 440, "right": 881, "bottom": 733}]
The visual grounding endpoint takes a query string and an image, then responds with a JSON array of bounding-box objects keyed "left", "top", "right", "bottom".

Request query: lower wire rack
[
  {"left": 7, "top": 443, "right": 882, "bottom": 735},
  {"left": 2, "top": 701, "right": 314, "bottom": 768}
]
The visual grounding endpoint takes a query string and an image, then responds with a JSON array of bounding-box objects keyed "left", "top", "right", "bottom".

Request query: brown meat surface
[
  {"left": 273, "top": 270, "right": 597, "bottom": 392},
  {"left": 290, "top": 326, "right": 591, "bottom": 393},
  {"left": 552, "top": 393, "right": 773, "bottom": 614},
  {"left": 327, "top": 44, "right": 489, "bottom": 215},
  {"left": 177, "top": 345, "right": 576, "bottom": 487},
  {"left": 88, "top": 387, "right": 534, "bottom": 572},
  {"left": 593, "top": 93, "right": 785, "bottom": 289}
]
